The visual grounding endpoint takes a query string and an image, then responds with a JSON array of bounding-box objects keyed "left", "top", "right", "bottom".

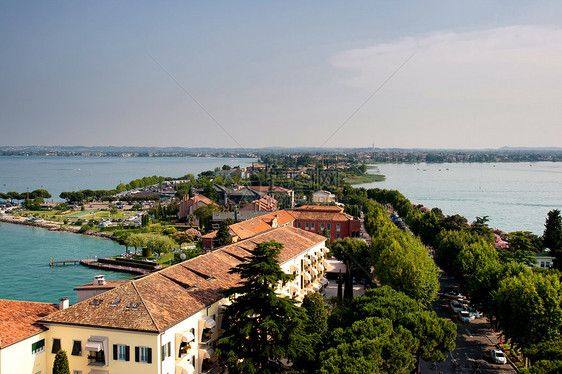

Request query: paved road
[{"left": 420, "top": 276, "right": 517, "bottom": 374}]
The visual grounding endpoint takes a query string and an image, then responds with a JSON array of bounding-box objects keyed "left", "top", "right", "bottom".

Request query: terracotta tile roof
[
  {"left": 0, "top": 300, "right": 58, "bottom": 348},
  {"left": 73, "top": 279, "right": 131, "bottom": 291},
  {"left": 291, "top": 205, "right": 356, "bottom": 222},
  {"left": 249, "top": 186, "right": 292, "bottom": 193},
  {"left": 39, "top": 226, "right": 326, "bottom": 333}
]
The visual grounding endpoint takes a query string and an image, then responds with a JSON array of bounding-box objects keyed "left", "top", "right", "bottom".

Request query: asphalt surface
[{"left": 420, "top": 276, "right": 517, "bottom": 374}]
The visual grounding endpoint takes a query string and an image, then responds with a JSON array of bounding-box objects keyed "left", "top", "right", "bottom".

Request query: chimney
[
  {"left": 59, "top": 297, "right": 69, "bottom": 310},
  {"left": 94, "top": 275, "right": 106, "bottom": 285}
]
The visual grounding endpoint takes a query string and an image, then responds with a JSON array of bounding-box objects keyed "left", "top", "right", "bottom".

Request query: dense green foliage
[
  {"left": 318, "top": 287, "right": 456, "bottom": 373},
  {"left": 53, "top": 350, "right": 70, "bottom": 374},
  {"left": 216, "top": 241, "right": 312, "bottom": 373}
]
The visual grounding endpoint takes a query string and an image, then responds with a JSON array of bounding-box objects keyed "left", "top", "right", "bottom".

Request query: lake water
[
  {"left": 359, "top": 162, "right": 562, "bottom": 235},
  {"left": 0, "top": 156, "right": 256, "bottom": 201},
  {"left": 0, "top": 156, "right": 256, "bottom": 304}
]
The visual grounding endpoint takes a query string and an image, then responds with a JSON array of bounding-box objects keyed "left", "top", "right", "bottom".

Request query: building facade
[{"left": 0, "top": 227, "right": 328, "bottom": 374}]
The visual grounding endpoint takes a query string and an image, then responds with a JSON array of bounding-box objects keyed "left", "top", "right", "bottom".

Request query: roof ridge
[{"left": 131, "top": 281, "right": 161, "bottom": 332}]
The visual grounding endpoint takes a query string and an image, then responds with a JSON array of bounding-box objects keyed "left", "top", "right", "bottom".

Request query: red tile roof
[
  {"left": 0, "top": 300, "right": 59, "bottom": 348},
  {"left": 203, "top": 210, "right": 296, "bottom": 241},
  {"left": 249, "top": 186, "right": 292, "bottom": 193},
  {"left": 39, "top": 226, "right": 326, "bottom": 333},
  {"left": 73, "top": 279, "right": 131, "bottom": 291},
  {"left": 291, "top": 205, "right": 356, "bottom": 222}
]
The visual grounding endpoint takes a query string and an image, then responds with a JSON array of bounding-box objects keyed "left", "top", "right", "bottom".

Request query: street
[{"left": 420, "top": 276, "right": 517, "bottom": 374}]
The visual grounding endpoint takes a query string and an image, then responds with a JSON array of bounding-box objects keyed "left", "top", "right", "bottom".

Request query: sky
[{"left": 1, "top": 1, "right": 562, "bottom": 149}]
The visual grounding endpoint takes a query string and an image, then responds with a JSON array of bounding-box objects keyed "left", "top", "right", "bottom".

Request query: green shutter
[
  {"left": 113, "top": 344, "right": 118, "bottom": 360},
  {"left": 147, "top": 347, "right": 152, "bottom": 364},
  {"left": 125, "top": 345, "right": 130, "bottom": 361},
  {"left": 167, "top": 342, "right": 171, "bottom": 357},
  {"left": 135, "top": 346, "right": 139, "bottom": 362},
  {"left": 161, "top": 345, "right": 165, "bottom": 361}
]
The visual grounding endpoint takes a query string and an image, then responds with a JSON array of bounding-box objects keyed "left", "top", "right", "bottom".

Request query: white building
[{"left": 0, "top": 226, "right": 328, "bottom": 374}]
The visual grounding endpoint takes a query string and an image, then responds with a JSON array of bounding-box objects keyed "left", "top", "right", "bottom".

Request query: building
[
  {"left": 0, "top": 226, "right": 328, "bottom": 374},
  {"left": 202, "top": 210, "right": 295, "bottom": 250},
  {"left": 178, "top": 195, "right": 216, "bottom": 223},
  {"left": 239, "top": 195, "right": 277, "bottom": 212},
  {"left": 290, "top": 205, "right": 361, "bottom": 242},
  {"left": 248, "top": 186, "right": 294, "bottom": 208},
  {"left": 74, "top": 275, "right": 131, "bottom": 303},
  {"left": 311, "top": 190, "right": 336, "bottom": 204},
  {"left": 0, "top": 299, "right": 59, "bottom": 374}
]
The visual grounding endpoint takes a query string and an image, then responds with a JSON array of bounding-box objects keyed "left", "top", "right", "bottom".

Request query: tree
[
  {"left": 53, "top": 350, "right": 70, "bottom": 374},
  {"left": 293, "top": 292, "right": 328, "bottom": 372},
  {"left": 194, "top": 204, "right": 217, "bottom": 231},
  {"left": 544, "top": 210, "right": 562, "bottom": 267},
  {"left": 124, "top": 233, "right": 148, "bottom": 255},
  {"left": 216, "top": 240, "right": 312, "bottom": 373},
  {"left": 216, "top": 218, "right": 234, "bottom": 247},
  {"left": 492, "top": 271, "right": 562, "bottom": 348},
  {"left": 30, "top": 189, "right": 51, "bottom": 199},
  {"left": 6, "top": 191, "right": 22, "bottom": 203},
  {"left": 500, "top": 231, "right": 542, "bottom": 266},
  {"left": 337, "top": 270, "right": 343, "bottom": 300},
  {"left": 146, "top": 235, "right": 176, "bottom": 256}
]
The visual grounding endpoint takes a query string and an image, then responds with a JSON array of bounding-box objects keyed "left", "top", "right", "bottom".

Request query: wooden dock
[{"left": 49, "top": 260, "right": 80, "bottom": 266}]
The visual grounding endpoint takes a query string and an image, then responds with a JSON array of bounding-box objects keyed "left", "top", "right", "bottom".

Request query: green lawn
[{"left": 344, "top": 173, "right": 386, "bottom": 184}]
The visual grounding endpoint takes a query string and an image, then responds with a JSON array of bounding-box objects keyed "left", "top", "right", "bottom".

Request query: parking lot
[{"left": 420, "top": 276, "right": 517, "bottom": 374}]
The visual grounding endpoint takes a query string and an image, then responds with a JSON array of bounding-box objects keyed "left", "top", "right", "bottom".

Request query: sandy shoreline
[{"left": 0, "top": 214, "right": 116, "bottom": 239}]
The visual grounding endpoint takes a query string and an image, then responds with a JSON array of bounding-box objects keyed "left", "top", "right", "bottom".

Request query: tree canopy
[{"left": 216, "top": 240, "right": 312, "bottom": 373}]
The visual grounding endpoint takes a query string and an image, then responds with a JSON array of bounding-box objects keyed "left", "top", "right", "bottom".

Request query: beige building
[
  {"left": 311, "top": 190, "right": 336, "bottom": 204},
  {"left": 0, "top": 226, "right": 328, "bottom": 374}
]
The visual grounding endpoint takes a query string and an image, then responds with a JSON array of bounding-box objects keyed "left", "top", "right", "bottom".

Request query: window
[
  {"left": 320, "top": 223, "right": 325, "bottom": 230},
  {"left": 52, "top": 338, "right": 61, "bottom": 353},
  {"left": 114, "top": 344, "right": 130, "bottom": 361},
  {"left": 297, "top": 222, "right": 301, "bottom": 228},
  {"left": 161, "top": 342, "right": 171, "bottom": 361},
  {"left": 336, "top": 234, "right": 340, "bottom": 239},
  {"left": 311, "top": 223, "right": 315, "bottom": 230},
  {"left": 73, "top": 371, "right": 82, "bottom": 374},
  {"left": 135, "top": 346, "right": 152, "bottom": 364},
  {"left": 305, "top": 222, "right": 309, "bottom": 229},
  {"left": 327, "top": 223, "right": 331, "bottom": 231},
  {"left": 71, "top": 340, "right": 82, "bottom": 356},
  {"left": 32, "top": 339, "right": 45, "bottom": 354},
  {"left": 336, "top": 224, "right": 340, "bottom": 232}
]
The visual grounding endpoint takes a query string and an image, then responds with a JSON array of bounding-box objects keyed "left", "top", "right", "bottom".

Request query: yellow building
[{"left": 3, "top": 225, "right": 328, "bottom": 374}]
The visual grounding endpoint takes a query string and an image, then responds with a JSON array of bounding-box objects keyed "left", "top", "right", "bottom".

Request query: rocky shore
[{"left": 0, "top": 214, "right": 117, "bottom": 240}]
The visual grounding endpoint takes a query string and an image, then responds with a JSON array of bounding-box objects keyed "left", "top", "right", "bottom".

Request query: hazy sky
[{"left": 1, "top": 1, "right": 562, "bottom": 149}]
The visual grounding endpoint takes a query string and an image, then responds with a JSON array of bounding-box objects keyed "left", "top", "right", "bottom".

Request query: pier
[{"left": 49, "top": 260, "right": 80, "bottom": 266}]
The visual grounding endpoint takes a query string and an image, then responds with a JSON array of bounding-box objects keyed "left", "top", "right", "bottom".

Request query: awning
[
  {"left": 303, "top": 258, "right": 311, "bottom": 266},
  {"left": 308, "top": 254, "right": 317, "bottom": 261},
  {"left": 200, "top": 316, "right": 216, "bottom": 329},
  {"left": 317, "top": 264, "right": 325, "bottom": 272},
  {"left": 290, "top": 265, "right": 299, "bottom": 274},
  {"left": 310, "top": 268, "right": 318, "bottom": 277},
  {"left": 176, "top": 359, "right": 195, "bottom": 374},
  {"left": 88, "top": 370, "right": 109, "bottom": 374},
  {"left": 181, "top": 331, "right": 195, "bottom": 343},
  {"left": 198, "top": 346, "right": 215, "bottom": 360},
  {"left": 322, "top": 247, "right": 329, "bottom": 254},
  {"left": 303, "top": 272, "right": 311, "bottom": 281},
  {"left": 84, "top": 341, "right": 103, "bottom": 352}
]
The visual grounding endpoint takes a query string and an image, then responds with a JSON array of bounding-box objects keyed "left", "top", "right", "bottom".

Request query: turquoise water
[
  {"left": 0, "top": 222, "right": 131, "bottom": 304},
  {"left": 0, "top": 156, "right": 256, "bottom": 201},
  {"left": 0, "top": 156, "right": 256, "bottom": 304},
  {"left": 359, "top": 162, "right": 562, "bottom": 235}
]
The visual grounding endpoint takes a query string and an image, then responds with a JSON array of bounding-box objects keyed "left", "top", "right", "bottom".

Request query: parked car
[
  {"left": 450, "top": 301, "right": 464, "bottom": 314},
  {"left": 469, "top": 309, "right": 483, "bottom": 319},
  {"left": 491, "top": 349, "right": 507, "bottom": 364},
  {"left": 458, "top": 310, "right": 472, "bottom": 323}
]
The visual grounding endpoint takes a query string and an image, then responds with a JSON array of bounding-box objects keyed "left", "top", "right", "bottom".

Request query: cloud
[{"left": 329, "top": 26, "right": 562, "bottom": 148}]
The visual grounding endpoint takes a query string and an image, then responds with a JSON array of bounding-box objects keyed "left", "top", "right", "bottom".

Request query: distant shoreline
[{"left": 0, "top": 214, "right": 116, "bottom": 240}]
